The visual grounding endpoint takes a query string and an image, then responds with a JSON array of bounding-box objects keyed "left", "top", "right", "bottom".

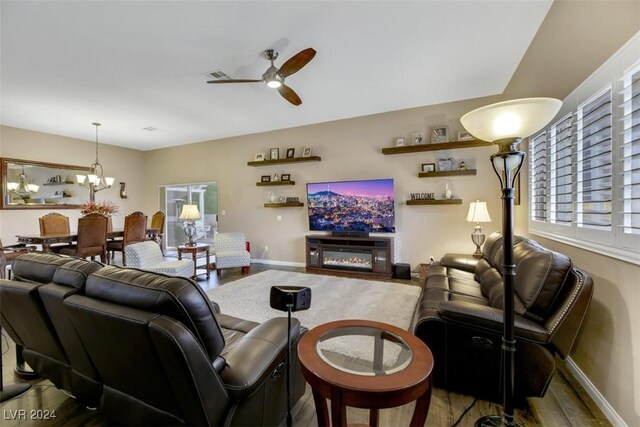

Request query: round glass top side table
[{"left": 298, "top": 319, "right": 434, "bottom": 427}]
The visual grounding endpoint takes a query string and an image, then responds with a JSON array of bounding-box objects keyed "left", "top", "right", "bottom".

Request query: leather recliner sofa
[
  {"left": 1, "top": 252, "right": 306, "bottom": 426},
  {"left": 413, "top": 232, "right": 593, "bottom": 400}
]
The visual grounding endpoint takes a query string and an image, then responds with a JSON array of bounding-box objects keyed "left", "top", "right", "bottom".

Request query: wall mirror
[{"left": 1, "top": 158, "right": 90, "bottom": 209}]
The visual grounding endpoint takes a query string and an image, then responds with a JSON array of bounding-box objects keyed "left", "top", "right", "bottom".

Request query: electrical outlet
[
  {"left": 276, "top": 215, "right": 282, "bottom": 221},
  {"left": 221, "top": 210, "right": 226, "bottom": 215},
  {"left": 265, "top": 246, "right": 269, "bottom": 252}
]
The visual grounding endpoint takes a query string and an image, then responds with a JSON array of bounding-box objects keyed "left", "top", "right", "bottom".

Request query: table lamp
[
  {"left": 466, "top": 200, "right": 491, "bottom": 258},
  {"left": 461, "top": 97, "right": 561, "bottom": 427},
  {"left": 179, "top": 204, "right": 201, "bottom": 247}
]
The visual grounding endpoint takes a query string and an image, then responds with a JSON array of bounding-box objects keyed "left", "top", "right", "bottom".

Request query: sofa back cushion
[
  {"left": 477, "top": 233, "right": 573, "bottom": 322},
  {"left": 84, "top": 265, "right": 224, "bottom": 361},
  {"left": 12, "top": 252, "right": 74, "bottom": 283}
]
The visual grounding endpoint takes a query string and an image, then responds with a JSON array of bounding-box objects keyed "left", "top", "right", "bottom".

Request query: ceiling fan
[{"left": 207, "top": 48, "right": 316, "bottom": 106}]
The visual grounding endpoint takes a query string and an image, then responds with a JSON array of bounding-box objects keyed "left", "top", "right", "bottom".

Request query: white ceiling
[{"left": 1, "top": 1, "right": 553, "bottom": 151}]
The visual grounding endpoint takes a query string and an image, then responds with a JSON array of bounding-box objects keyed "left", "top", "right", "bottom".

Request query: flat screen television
[{"left": 306, "top": 178, "right": 395, "bottom": 233}]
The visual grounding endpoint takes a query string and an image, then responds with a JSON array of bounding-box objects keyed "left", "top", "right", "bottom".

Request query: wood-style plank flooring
[{"left": 0, "top": 263, "right": 609, "bottom": 426}]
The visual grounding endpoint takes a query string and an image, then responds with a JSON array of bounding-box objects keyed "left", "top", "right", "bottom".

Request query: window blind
[
  {"left": 549, "top": 115, "right": 573, "bottom": 224},
  {"left": 576, "top": 89, "right": 612, "bottom": 230},
  {"left": 622, "top": 67, "right": 640, "bottom": 235},
  {"left": 530, "top": 132, "right": 548, "bottom": 221}
]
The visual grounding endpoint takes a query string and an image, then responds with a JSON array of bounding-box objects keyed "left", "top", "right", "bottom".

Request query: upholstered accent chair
[
  {"left": 107, "top": 211, "right": 147, "bottom": 265},
  {"left": 213, "top": 232, "right": 250, "bottom": 276},
  {"left": 39, "top": 212, "right": 71, "bottom": 253},
  {"left": 58, "top": 214, "right": 109, "bottom": 263},
  {"left": 124, "top": 241, "right": 192, "bottom": 277}
]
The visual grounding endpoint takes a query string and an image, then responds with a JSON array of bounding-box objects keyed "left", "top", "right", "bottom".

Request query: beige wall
[
  {"left": 505, "top": 1, "right": 640, "bottom": 425},
  {"left": 0, "top": 126, "right": 147, "bottom": 242},
  {"left": 143, "top": 95, "right": 506, "bottom": 267}
]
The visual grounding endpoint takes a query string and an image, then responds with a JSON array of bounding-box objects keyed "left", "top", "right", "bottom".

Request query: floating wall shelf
[
  {"left": 418, "top": 169, "right": 477, "bottom": 178},
  {"left": 406, "top": 199, "right": 463, "bottom": 205},
  {"left": 382, "top": 140, "right": 491, "bottom": 155},
  {"left": 256, "top": 181, "right": 296, "bottom": 186},
  {"left": 264, "top": 202, "right": 305, "bottom": 208},
  {"left": 248, "top": 156, "right": 321, "bottom": 166}
]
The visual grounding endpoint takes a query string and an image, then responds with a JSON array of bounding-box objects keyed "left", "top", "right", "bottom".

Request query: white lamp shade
[
  {"left": 76, "top": 174, "right": 87, "bottom": 184},
  {"left": 26, "top": 184, "right": 39, "bottom": 193},
  {"left": 460, "top": 98, "right": 562, "bottom": 142},
  {"left": 87, "top": 174, "right": 98, "bottom": 184},
  {"left": 179, "top": 204, "right": 202, "bottom": 221},
  {"left": 466, "top": 200, "right": 492, "bottom": 223},
  {"left": 7, "top": 182, "right": 19, "bottom": 191},
  {"left": 105, "top": 177, "right": 115, "bottom": 186}
]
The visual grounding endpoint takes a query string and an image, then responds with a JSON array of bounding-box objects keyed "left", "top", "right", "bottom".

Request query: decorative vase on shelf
[
  {"left": 267, "top": 192, "right": 277, "bottom": 203},
  {"left": 445, "top": 183, "right": 452, "bottom": 200}
]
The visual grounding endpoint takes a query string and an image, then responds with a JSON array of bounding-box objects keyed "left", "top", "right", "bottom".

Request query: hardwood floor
[{"left": 0, "top": 263, "right": 609, "bottom": 426}]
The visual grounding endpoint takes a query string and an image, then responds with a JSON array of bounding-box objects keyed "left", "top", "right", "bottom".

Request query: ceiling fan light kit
[{"left": 207, "top": 47, "right": 316, "bottom": 106}]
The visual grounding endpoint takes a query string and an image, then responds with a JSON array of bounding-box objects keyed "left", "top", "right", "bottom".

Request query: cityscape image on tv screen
[{"left": 306, "top": 179, "right": 395, "bottom": 233}]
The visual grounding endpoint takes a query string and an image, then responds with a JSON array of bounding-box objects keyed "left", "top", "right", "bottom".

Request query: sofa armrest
[
  {"left": 439, "top": 253, "right": 479, "bottom": 273},
  {"left": 219, "top": 317, "right": 299, "bottom": 400},
  {"left": 437, "top": 301, "right": 549, "bottom": 344}
]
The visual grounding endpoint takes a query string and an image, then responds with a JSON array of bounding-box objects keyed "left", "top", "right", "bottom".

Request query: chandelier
[
  {"left": 7, "top": 164, "right": 40, "bottom": 197},
  {"left": 77, "top": 122, "right": 114, "bottom": 201}
]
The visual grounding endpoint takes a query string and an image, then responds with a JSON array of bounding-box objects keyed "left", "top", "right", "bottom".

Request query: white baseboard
[
  {"left": 564, "top": 357, "right": 627, "bottom": 427},
  {"left": 251, "top": 259, "right": 306, "bottom": 267}
]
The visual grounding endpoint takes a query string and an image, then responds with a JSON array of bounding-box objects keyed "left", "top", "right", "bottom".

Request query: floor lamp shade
[
  {"left": 461, "top": 98, "right": 561, "bottom": 427},
  {"left": 466, "top": 201, "right": 491, "bottom": 258},
  {"left": 179, "top": 204, "right": 201, "bottom": 247}
]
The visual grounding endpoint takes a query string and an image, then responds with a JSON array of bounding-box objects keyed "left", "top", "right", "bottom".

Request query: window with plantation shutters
[
  {"left": 622, "top": 65, "right": 640, "bottom": 236},
  {"left": 529, "top": 132, "right": 548, "bottom": 222},
  {"left": 528, "top": 33, "right": 640, "bottom": 264},
  {"left": 549, "top": 115, "right": 573, "bottom": 225},
  {"left": 576, "top": 88, "right": 613, "bottom": 230}
]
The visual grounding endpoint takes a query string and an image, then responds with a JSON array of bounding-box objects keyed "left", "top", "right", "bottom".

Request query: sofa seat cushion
[{"left": 425, "top": 274, "right": 484, "bottom": 299}]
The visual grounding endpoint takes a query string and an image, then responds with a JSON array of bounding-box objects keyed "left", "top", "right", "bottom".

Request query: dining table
[{"left": 16, "top": 228, "right": 159, "bottom": 252}]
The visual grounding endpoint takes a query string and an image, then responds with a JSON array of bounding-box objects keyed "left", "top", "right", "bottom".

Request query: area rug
[{"left": 206, "top": 270, "right": 421, "bottom": 363}]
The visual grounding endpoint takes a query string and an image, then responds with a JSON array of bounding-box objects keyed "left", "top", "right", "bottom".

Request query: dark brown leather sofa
[
  {"left": 413, "top": 232, "right": 593, "bottom": 400},
  {"left": 1, "top": 252, "right": 306, "bottom": 426}
]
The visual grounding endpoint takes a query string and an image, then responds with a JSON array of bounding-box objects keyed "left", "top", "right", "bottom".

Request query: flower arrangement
[{"left": 79, "top": 200, "right": 119, "bottom": 216}]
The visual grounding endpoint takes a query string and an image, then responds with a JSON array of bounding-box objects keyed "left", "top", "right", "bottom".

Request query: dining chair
[
  {"left": 0, "top": 238, "right": 34, "bottom": 279},
  {"left": 148, "top": 211, "right": 166, "bottom": 254},
  {"left": 39, "top": 213, "right": 71, "bottom": 253},
  {"left": 107, "top": 211, "right": 147, "bottom": 265},
  {"left": 58, "top": 213, "right": 109, "bottom": 263}
]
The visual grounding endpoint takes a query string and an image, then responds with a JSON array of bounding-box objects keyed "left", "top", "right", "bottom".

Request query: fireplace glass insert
[{"left": 322, "top": 247, "right": 373, "bottom": 272}]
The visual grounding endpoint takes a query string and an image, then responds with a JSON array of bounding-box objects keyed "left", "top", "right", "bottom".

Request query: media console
[{"left": 305, "top": 234, "right": 393, "bottom": 278}]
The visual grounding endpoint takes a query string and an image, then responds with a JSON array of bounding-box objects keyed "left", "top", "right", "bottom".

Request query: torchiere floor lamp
[{"left": 461, "top": 97, "right": 562, "bottom": 427}]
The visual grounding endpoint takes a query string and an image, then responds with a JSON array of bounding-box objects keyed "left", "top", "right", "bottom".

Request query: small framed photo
[
  {"left": 421, "top": 163, "right": 436, "bottom": 173},
  {"left": 261, "top": 175, "right": 271, "bottom": 182},
  {"left": 458, "top": 131, "right": 474, "bottom": 141},
  {"left": 281, "top": 173, "right": 291, "bottom": 181},
  {"left": 438, "top": 158, "right": 454, "bottom": 171},
  {"left": 394, "top": 137, "right": 405, "bottom": 147},
  {"left": 286, "top": 148, "right": 295, "bottom": 158},
  {"left": 255, "top": 153, "right": 265, "bottom": 161},
  {"left": 302, "top": 146, "right": 312, "bottom": 157},
  {"left": 431, "top": 126, "right": 449, "bottom": 143},
  {"left": 270, "top": 147, "right": 280, "bottom": 160},
  {"left": 272, "top": 172, "right": 280, "bottom": 181},
  {"left": 412, "top": 132, "right": 425, "bottom": 145}
]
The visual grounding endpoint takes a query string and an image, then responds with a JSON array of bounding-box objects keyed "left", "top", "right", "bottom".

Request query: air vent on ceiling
[
  {"left": 143, "top": 127, "right": 158, "bottom": 131},
  {"left": 205, "top": 69, "right": 233, "bottom": 81}
]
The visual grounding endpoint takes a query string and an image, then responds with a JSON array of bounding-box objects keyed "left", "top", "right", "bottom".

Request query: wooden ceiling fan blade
[
  {"left": 206, "top": 79, "right": 262, "bottom": 84},
  {"left": 278, "top": 48, "right": 316, "bottom": 78},
  {"left": 277, "top": 84, "right": 302, "bottom": 106}
]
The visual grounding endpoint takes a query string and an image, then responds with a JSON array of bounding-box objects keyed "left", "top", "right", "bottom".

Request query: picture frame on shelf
[
  {"left": 394, "top": 137, "right": 405, "bottom": 147},
  {"left": 421, "top": 163, "right": 436, "bottom": 173},
  {"left": 281, "top": 173, "right": 291, "bottom": 181},
  {"left": 272, "top": 172, "right": 280, "bottom": 181},
  {"left": 458, "top": 131, "right": 474, "bottom": 141},
  {"left": 255, "top": 153, "right": 266, "bottom": 161},
  {"left": 286, "top": 148, "right": 295, "bottom": 158},
  {"left": 302, "top": 146, "right": 312, "bottom": 157},
  {"left": 261, "top": 175, "right": 271, "bottom": 182},
  {"left": 438, "top": 158, "right": 454, "bottom": 171},
  {"left": 412, "top": 132, "right": 425, "bottom": 145},
  {"left": 431, "top": 126, "right": 449, "bottom": 143},
  {"left": 270, "top": 147, "right": 280, "bottom": 160}
]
